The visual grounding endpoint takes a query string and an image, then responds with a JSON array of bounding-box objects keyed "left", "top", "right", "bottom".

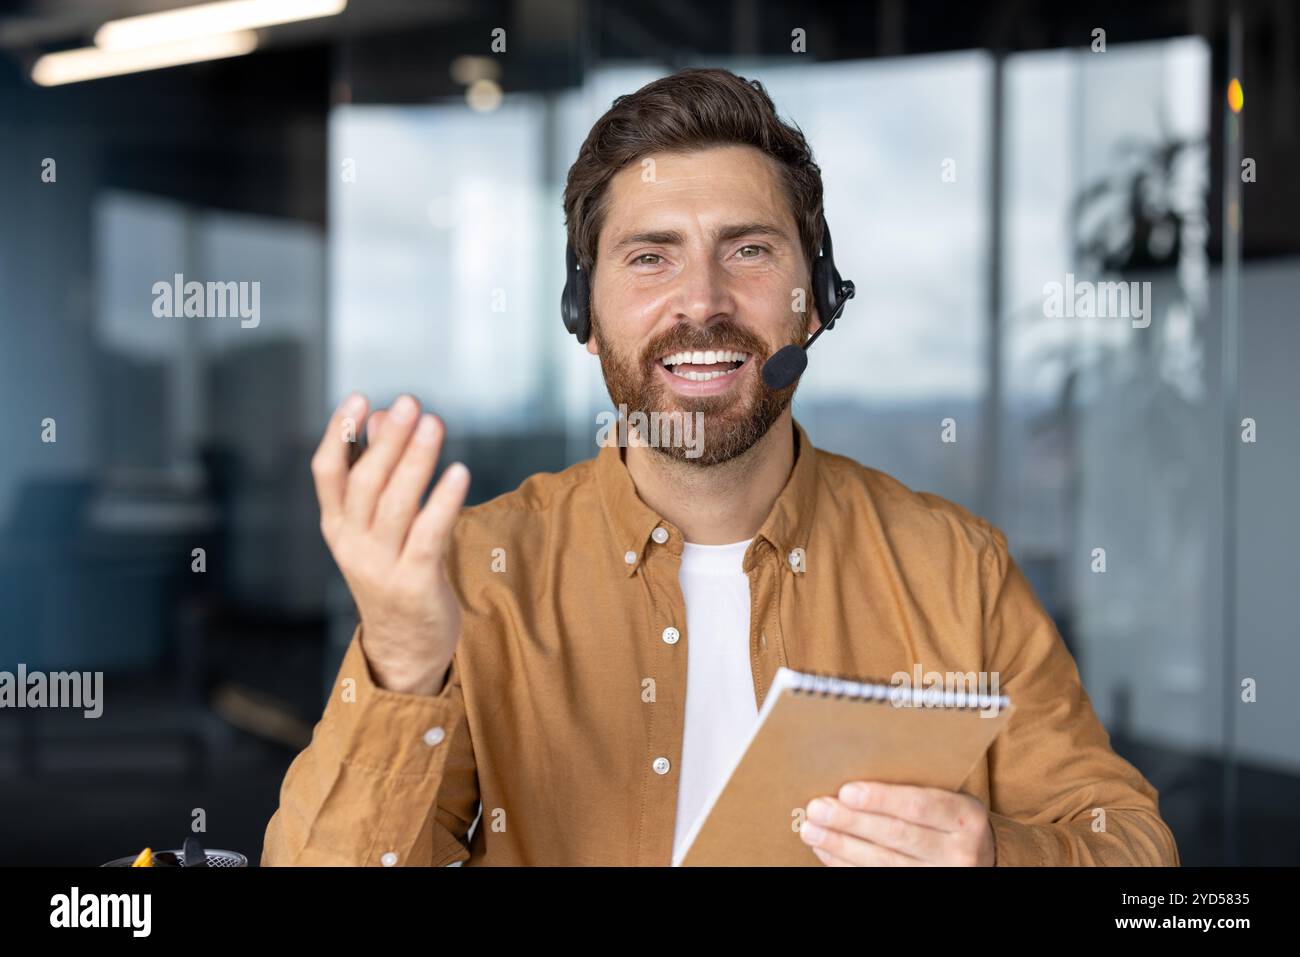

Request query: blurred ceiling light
[
  {"left": 465, "top": 78, "right": 502, "bottom": 112},
  {"left": 95, "top": 0, "right": 346, "bottom": 51},
  {"left": 32, "top": 30, "right": 258, "bottom": 86},
  {"left": 450, "top": 55, "right": 500, "bottom": 85},
  {"left": 1227, "top": 77, "right": 1244, "bottom": 113}
]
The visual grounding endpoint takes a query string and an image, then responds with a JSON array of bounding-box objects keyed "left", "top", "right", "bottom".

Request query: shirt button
[
  {"left": 789, "top": 547, "right": 807, "bottom": 573},
  {"left": 380, "top": 851, "right": 398, "bottom": 867},
  {"left": 662, "top": 626, "right": 680, "bottom": 645},
  {"left": 624, "top": 550, "right": 637, "bottom": 565},
  {"left": 652, "top": 757, "right": 671, "bottom": 775},
  {"left": 651, "top": 526, "right": 669, "bottom": 544},
  {"left": 423, "top": 726, "right": 445, "bottom": 747}
]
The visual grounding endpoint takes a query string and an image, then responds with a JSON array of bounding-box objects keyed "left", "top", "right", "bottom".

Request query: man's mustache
[{"left": 640, "top": 321, "right": 770, "bottom": 368}]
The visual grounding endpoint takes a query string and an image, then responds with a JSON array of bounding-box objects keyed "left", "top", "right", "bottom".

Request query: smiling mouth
[{"left": 658, "top": 349, "right": 751, "bottom": 382}]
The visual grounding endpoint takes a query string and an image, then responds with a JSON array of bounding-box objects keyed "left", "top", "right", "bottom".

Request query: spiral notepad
[{"left": 672, "top": 666, "right": 1015, "bottom": 867}]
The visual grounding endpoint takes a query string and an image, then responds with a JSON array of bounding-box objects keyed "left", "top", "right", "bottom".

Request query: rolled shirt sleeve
[
  {"left": 261, "top": 624, "right": 477, "bottom": 867},
  {"left": 981, "top": 527, "right": 1180, "bottom": 866}
]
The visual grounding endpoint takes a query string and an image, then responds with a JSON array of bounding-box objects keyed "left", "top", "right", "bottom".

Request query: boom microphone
[{"left": 760, "top": 320, "right": 834, "bottom": 391}]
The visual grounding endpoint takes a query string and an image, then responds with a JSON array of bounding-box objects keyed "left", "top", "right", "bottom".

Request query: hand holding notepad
[{"left": 673, "top": 667, "right": 1014, "bottom": 866}]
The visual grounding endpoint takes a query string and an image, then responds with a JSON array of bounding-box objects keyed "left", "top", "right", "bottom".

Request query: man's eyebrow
[
  {"left": 715, "top": 222, "right": 789, "bottom": 243},
  {"left": 609, "top": 221, "right": 790, "bottom": 252}
]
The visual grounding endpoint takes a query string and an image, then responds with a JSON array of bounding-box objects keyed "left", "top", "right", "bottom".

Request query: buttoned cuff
[
  {"left": 988, "top": 811, "right": 1052, "bottom": 867},
  {"left": 322, "top": 624, "right": 465, "bottom": 778}
]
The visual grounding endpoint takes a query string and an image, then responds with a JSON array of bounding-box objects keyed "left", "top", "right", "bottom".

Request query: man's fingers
[
  {"left": 343, "top": 394, "right": 422, "bottom": 527},
  {"left": 367, "top": 409, "right": 387, "bottom": 443},
  {"left": 402, "top": 462, "right": 470, "bottom": 564},
  {"left": 799, "top": 819, "right": 922, "bottom": 866},
  {"left": 372, "top": 413, "right": 446, "bottom": 549},
  {"left": 311, "top": 393, "right": 368, "bottom": 533},
  {"left": 805, "top": 797, "right": 940, "bottom": 859},
  {"left": 811, "top": 846, "right": 850, "bottom": 867},
  {"left": 838, "top": 781, "right": 961, "bottom": 831}
]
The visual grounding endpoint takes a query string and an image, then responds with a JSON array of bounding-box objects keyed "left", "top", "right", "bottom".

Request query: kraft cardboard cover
[{"left": 674, "top": 670, "right": 1014, "bottom": 866}]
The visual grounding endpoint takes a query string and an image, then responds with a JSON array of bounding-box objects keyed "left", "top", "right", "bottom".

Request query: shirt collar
[{"left": 594, "top": 418, "right": 821, "bottom": 576}]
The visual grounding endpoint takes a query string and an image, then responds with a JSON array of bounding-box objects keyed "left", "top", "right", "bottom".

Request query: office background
[{"left": 1, "top": 0, "right": 1296, "bottom": 865}]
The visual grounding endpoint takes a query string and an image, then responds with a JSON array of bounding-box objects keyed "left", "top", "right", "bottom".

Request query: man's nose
[{"left": 670, "top": 254, "right": 737, "bottom": 325}]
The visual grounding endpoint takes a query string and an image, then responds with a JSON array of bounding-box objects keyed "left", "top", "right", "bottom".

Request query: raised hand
[{"left": 310, "top": 393, "right": 471, "bottom": 696}]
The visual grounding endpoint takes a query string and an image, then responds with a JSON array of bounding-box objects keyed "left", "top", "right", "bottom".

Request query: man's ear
[
  {"left": 799, "top": 272, "right": 821, "bottom": 339},
  {"left": 586, "top": 335, "right": 600, "bottom": 356},
  {"left": 806, "top": 308, "right": 823, "bottom": 338}
]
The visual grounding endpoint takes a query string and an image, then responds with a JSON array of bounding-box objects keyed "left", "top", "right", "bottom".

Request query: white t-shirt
[{"left": 671, "top": 538, "right": 758, "bottom": 861}]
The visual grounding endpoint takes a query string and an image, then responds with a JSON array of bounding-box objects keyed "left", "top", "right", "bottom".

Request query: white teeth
[
  {"left": 660, "top": 349, "right": 750, "bottom": 368},
  {"left": 670, "top": 367, "right": 739, "bottom": 381}
]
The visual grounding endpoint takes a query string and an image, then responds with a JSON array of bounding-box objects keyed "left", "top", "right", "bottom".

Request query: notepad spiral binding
[{"left": 788, "top": 669, "right": 1009, "bottom": 712}]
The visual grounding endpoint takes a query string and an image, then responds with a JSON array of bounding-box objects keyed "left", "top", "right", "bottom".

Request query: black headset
[{"left": 561, "top": 212, "right": 855, "bottom": 349}]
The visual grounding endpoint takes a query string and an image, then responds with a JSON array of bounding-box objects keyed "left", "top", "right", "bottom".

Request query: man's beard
[{"left": 593, "top": 309, "right": 809, "bottom": 467}]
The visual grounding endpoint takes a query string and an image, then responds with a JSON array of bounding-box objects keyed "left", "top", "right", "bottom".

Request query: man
[{"left": 262, "top": 68, "right": 1178, "bottom": 866}]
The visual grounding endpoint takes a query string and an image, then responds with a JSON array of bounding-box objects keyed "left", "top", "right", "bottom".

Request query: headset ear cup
[
  {"left": 561, "top": 244, "right": 592, "bottom": 343},
  {"left": 561, "top": 280, "right": 577, "bottom": 338},
  {"left": 574, "top": 268, "right": 591, "bottom": 344},
  {"left": 811, "top": 215, "right": 851, "bottom": 331},
  {"left": 811, "top": 257, "right": 835, "bottom": 332}
]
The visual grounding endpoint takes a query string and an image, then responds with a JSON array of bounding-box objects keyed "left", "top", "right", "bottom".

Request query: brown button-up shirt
[{"left": 262, "top": 421, "right": 1179, "bottom": 866}]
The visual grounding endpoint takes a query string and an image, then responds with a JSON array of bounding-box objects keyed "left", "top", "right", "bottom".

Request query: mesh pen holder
[{"left": 102, "top": 849, "right": 248, "bottom": 867}]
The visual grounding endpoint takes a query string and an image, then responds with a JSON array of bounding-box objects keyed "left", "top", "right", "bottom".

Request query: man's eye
[
  {"left": 736, "top": 244, "right": 767, "bottom": 259},
  {"left": 634, "top": 253, "right": 662, "bottom": 266}
]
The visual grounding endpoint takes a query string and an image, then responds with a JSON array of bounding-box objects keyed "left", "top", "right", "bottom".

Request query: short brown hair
[{"left": 562, "top": 67, "right": 825, "bottom": 281}]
